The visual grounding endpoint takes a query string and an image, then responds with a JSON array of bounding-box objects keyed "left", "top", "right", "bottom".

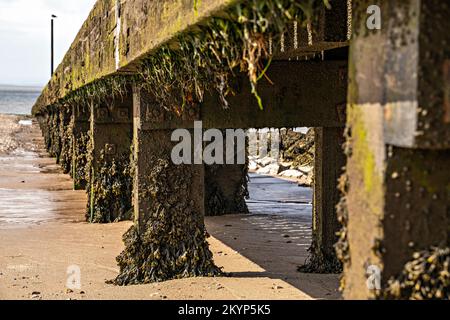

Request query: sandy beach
[{"left": 0, "top": 114, "right": 340, "bottom": 300}]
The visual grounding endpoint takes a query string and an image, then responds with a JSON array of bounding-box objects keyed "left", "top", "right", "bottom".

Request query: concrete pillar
[
  {"left": 343, "top": 0, "right": 450, "bottom": 299},
  {"left": 299, "top": 127, "right": 346, "bottom": 273},
  {"left": 205, "top": 164, "right": 249, "bottom": 216},
  {"left": 113, "top": 87, "right": 220, "bottom": 285},
  {"left": 48, "top": 108, "right": 61, "bottom": 160},
  {"left": 39, "top": 112, "right": 51, "bottom": 152},
  {"left": 72, "top": 104, "right": 90, "bottom": 190},
  {"left": 58, "top": 106, "right": 73, "bottom": 175},
  {"left": 205, "top": 136, "right": 249, "bottom": 216},
  {"left": 86, "top": 93, "right": 133, "bottom": 223}
]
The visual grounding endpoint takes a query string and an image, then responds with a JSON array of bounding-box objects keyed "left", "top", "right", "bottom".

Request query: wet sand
[{"left": 0, "top": 114, "right": 340, "bottom": 300}]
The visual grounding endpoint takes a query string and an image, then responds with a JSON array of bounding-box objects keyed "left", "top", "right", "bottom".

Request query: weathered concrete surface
[
  {"left": 202, "top": 61, "right": 348, "bottom": 129},
  {"left": 350, "top": 0, "right": 450, "bottom": 149},
  {"left": 343, "top": 0, "right": 450, "bottom": 299},
  {"left": 87, "top": 93, "right": 133, "bottom": 223}
]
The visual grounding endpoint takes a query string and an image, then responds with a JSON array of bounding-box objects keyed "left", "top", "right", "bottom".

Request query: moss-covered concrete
[
  {"left": 342, "top": 0, "right": 450, "bottom": 299},
  {"left": 32, "top": 0, "right": 241, "bottom": 115}
]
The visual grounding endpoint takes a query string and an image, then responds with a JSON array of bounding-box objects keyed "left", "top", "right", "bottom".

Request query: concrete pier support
[
  {"left": 300, "top": 127, "right": 346, "bottom": 274},
  {"left": 47, "top": 109, "right": 61, "bottom": 160},
  {"left": 86, "top": 94, "right": 133, "bottom": 223},
  {"left": 58, "top": 106, "right": 73, "bottom": 175},
  {"left": 205, "top": 136, "right": 249, "bottom": 216},
  {"left": 205, "top": 163, "right": 249, "bottom": 216},
  {"left": 343, "top": 0, "right": 450, "bottom": 299},
  {"left": 72, "top": 104, "right": 90, "bottom": 190},
  {"left": 37, "top": 112, "right": 51, "bottom": 152},
  {"left": 113, "top": 87, "right": 220, "bottom": 285}
]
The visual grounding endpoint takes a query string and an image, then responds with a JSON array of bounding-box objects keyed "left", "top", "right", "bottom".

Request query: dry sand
[{"left": 0, "top": 114, "right": 340, "bottom": 300}]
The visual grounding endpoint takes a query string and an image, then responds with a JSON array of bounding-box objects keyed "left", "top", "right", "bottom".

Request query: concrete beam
[
  {"left": 32, "top": 0, "right": 350, "bottom": 115},
  {"left": 139, "top": 61, "right": 348, "bottom": 130},
  {"left": 202, "top": 61, "right": 347, "bottom": 129}
]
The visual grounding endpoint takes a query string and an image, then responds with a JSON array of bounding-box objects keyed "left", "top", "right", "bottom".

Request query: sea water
[{"left": 0, "top": 85, "right": 41, "bottom": 115}]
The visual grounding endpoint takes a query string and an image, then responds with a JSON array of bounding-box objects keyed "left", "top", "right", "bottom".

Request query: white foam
[{"left": 19, "top": 120, "right": 32, "bottom": 126}]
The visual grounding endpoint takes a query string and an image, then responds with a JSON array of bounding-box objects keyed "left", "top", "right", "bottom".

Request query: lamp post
[{"left": 51, "top": 14, "right": 57, "bottom": 76}]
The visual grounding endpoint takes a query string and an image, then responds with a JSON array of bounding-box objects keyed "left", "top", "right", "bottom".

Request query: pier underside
[{"left": 31, "top": 0, "right": 450, "bottom": 299}]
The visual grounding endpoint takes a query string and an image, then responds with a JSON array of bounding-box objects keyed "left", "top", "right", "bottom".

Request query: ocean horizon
[{"left": 0, "top": 84, "right": 42, "bottom": 115}]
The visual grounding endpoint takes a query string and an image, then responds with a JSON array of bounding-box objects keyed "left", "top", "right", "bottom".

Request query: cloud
[{"left": 0, "top": 0, "right": 96, "bottom": 86}]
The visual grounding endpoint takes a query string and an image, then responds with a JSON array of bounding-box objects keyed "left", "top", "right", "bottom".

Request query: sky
[{"left": 0, "top": 0, "right": 96, "bottom": 87}]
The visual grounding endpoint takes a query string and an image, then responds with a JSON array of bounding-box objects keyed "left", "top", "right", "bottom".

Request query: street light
[{"left": 51, "top": 14, "right": 57, "bottom": 76}]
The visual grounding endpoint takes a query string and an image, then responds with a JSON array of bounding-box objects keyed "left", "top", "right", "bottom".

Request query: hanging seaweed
[
  {"left": 63, "top": 75, "right": 136, "bottom": 110},
  {"left": 113, "top": 156, "right": 221, "bottom": 285},
  {"left": 138, "top": 0, "right": 328, "bottom": 112}
]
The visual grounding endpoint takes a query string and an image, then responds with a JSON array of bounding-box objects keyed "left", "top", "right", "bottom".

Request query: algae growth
[{"left": 113, "top": 157, "right": 221, "bottom": 285}]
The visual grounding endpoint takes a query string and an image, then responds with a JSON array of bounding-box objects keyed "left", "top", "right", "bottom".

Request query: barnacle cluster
[
  {"left": 334, "top": 126, "right": 352, "bottom": 289},
  {"left": 385, "top": 247, "right": 450, "bottom": 300}
]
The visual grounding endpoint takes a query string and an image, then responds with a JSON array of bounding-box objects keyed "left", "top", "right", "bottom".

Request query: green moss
[{"left": 347, "top": 105, "right": 384, "bottom": 218}]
